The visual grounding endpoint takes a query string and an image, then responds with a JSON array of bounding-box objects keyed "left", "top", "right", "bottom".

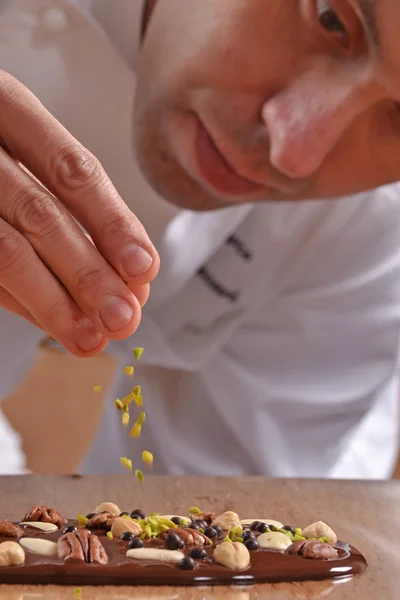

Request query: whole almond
[
  {"left": 20, "top": 537, "right": 58, "bottom": 556},
  {"left": 20, "top": 522, "right": 58, "bottom": 533},
  {"left": 258, "top": 532, "right": 293, "bottom": 551},
  {"left": 126, "top": 548, "right": 185, "bottom": 562}
]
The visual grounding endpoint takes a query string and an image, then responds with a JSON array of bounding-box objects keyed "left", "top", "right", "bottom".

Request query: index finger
[{"left": 0, "top": 71, "right": 160, "bottom": 285}]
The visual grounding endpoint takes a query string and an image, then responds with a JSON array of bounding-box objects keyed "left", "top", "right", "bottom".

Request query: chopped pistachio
[
  {"left": 142, "top": 450, "right": 154, "bottom": 465},
  {"left": 294, "top": 528, "right": 303, "bottom": 536},
  {"left": 133, "top": 347, "right": 144, "bottom": 360},
  {"left": 93, "top": 386, "right": 101, "bottom": 393},
  {"left": 135, "top": 394, "right": 143, "bottom": 407},
  {"left": 122, "top": 393, "right": 135, "bottom": 408},
  {"left": 138, "top": 411, "right": 146, "bottom": 425},
  {"left": 188, "top": 506, "right": 202, "bottom": 515},
  {"left": 135, "top": 469, "right": 145, "bottom": 483},
  {"left": 114, "top": 398, "right": 124, "bottom": 411},
  {"left": 107, "top": 531, "right": 113, "bottom": 540},
  {"left": 122, "top": 412, "right": 130, "bottom": 427},
  {"left": 120, "top": 457, "right": 133, "bottom": 472},
  {"left": 293, "top": 534, "right": 307, "bottom": 542},
  {"left": 132, "top": 385, "right": 142, "bottom": 395},
  {"left": 222, "top": 536, "right": 232, "bottom": 543},
  {"left": 143, "top": 524, "right": 152, "bottom": 538},
  {"left": 124, "top": 366, "right": 135, "bottom": 376},
  {"left": 77, "top": 514, "right": 88, "bottom": 527},
  {"left": 130, "top": 423, "right": 142, "bottom": 438},
  {"left": 159, "top": 524, "right": 170, "bottom": 533},
  {"left": 233, "top": 537, "right": 244, "bottom": 543}
]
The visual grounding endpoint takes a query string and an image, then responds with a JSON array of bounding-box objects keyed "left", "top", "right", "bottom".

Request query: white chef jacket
[{"left": 0, "top": 0, "right": 399, "bottom": 479}]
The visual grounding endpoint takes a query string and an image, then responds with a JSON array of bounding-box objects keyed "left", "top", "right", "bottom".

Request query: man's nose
[{"left": 262, "top": 62, "right": 377, "bottom": 180}]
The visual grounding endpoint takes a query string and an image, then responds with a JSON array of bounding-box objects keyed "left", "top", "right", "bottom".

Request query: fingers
[
  {"left": 128, "top": 283, "right": 151, "bottom": 308},
  {"left": 0, "top": 152, "right": 143, "bottom": 340},
  {"left": 0, "top": 71, "right": 160, "bottom": 288},
  {"left": 0, "top": 286, "right": 43, "bottom": 329},
  {"left": 0, "top": 211, "right": 115, "bottom": 357}
]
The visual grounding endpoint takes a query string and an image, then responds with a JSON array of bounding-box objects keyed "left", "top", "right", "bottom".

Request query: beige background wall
[{"left": 2, "top": 348, "right": 400, "bottom": 477}]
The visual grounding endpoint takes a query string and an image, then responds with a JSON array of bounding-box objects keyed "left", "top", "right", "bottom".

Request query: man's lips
[
  {"left": 193, "top": 120, "right": 306, "bottom": 198},
  {"left": 194, "top": 121, "right": 265, "bottom": 196}
]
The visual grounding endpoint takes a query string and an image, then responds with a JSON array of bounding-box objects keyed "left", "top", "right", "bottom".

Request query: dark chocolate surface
[{"left": 0, "top": 521, "right": 367, "bottom": 587}]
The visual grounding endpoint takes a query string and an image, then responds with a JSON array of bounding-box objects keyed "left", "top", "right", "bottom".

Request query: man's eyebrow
[{"left": 356, "top": 0, "right": 380, "bottom": 48}]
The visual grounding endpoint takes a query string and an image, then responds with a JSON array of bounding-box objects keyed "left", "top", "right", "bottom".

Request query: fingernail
[
  {"left": 121, "top": 243, "right": 153, "bottom": 277},
  {"left": 100, "top": 296, "right": 134, "bottom": 331},
  {"left": 74, "top": 319, "right": 104, "bottom": 352}
]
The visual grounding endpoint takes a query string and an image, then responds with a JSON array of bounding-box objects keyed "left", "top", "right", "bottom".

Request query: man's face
[{"left": 134, "top": 0, "right": 400, "bottom": 210}]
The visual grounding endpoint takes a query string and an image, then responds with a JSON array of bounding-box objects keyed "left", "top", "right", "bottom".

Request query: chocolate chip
[
  {"left": 242, "top": 530, "right": 256, "bottom": 541},
  {"left": 63, "top": 525, "right": 77, "bottom": 534},
  {"left": 120, "top": 531, "right": 134, "bottom": 541},
  {"left": 130, "top": 509, "right": 145, "bottom": 520},
  {"left": 245, "top": 538, "right": 260, "bottom": 551},
  {"left": 187, "top": 522, "right": 203, "bottom": 531},
  {"left": 85, "top": 513, "right": 95, "bottom": 519},
  {"left": 179, "top": 557, "right": 196, "bottom": 570},
  {"left": 128, "top": 537, "right": 144, "bottom": 549},
  {"left": 189, "top": 547, "right": 208, "bottom": 560},
  {"left": 119, "top": 512, "right": 130, "bottom": 517},
  {"left": 257, "top": 523, "right": 268, "bottom": 534},
  {"left": 164, "top": 532, "right": 185, "bottom": 550},
  {"left": 204, "top": 526, "right": 218, "bottom": 539},
  {"left": 171, "top": 517, "right": 182, "bottom": 526},
  {"left": 282, "top": 526, "right": 295, "bottom": 535},
  {"left": 250, "top": 521, "right": 261, "bottom": 531},
  {"left": 213, "top": 525, "right": 224, "bottom": 538}
]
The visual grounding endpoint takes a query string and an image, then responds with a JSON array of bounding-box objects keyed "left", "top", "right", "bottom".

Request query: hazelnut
[
  {"left": 211, "top": 511, "right": 241, "bottom": 531},
  {"left": 111, "top": 517, "right": 142, "bottom": 538},
  {"left": 257, "top": 531, "right": 293, "bottom": 551},
  {"left": 94, "top": 502, "right": 121, "bottom": 517},
  {"left": 0, "top": 541, "right": 25, "bottom": 566},
  {"left": 213, "top": 541, "right": 250, "bottom": 571},
  {"left": 302, "top": 522, "right": 337, "bottom": 545}
]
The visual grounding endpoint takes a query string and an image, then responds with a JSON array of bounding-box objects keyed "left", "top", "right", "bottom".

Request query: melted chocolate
[{"left": 0, "top": 521, "right": 367, "bottom": 586}]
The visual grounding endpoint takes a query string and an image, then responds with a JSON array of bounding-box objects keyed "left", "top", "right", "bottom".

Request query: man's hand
[{"left": 0, "top": 71, "right": 159, "bottom": 356}]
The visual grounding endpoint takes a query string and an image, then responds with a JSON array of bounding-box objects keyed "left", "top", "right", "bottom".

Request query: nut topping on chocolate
[
  {"left": 0, "top": 541, "right": 25, "bottom": 566},
  {"left": 23, "top": 506, "right": 67, "bottom": 528},
  {"left": 213, "top": 541, "right": 250, "bottom": 571},
  {"left": 0, "top": 520, "right": 24, "bottom": 539},
  {"left": 58, "top": 529, "right": 108, "bottom": 565},
  {"left": 302, "top": 521, "right": 337, "bottom": 545},
  {"left": 94, "top": 502, "right": 121, "bottom": 517},
  {"left": 190, "top": 512, "right": 216, "bottom": 526},
  {"left": 111, "top": 517, "right": 142, "bottom": 538},
  {"left": 211, "top": 511, "right": 241, "bottom": 531},
  {"left": 86, "top": 512, "right": 116, "bottom": 531},
  {"left": 287, "top": 540, "right": 339, "bottom": 560},
  {"left": 161, "top": 527, "right": 209, "bottom": 547}
]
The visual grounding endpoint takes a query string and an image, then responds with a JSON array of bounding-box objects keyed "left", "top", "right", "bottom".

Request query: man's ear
[{"left": 141, "top": 0, "right": 158, "bottom": 40}]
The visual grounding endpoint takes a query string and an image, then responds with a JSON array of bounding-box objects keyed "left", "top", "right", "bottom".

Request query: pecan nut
[
  {"left": 190, "top": 512, "right": 216, "bottom": 526},
  {"left": 58, "top": 529, "right": 107, "bottom": 564},
  {"left": 298, "top": 540, "right": 339, "bottom": 560},
  {"left": 23, "top": 506, "right": 67, "bottom": 528},
  {"left": 86, "top": 512, "right": 116, "bottom": 531},
  {"left": 0, "top": 520, "right": 24, "bottom": 539},
  {"left": 161, "top": 527, "right": 209, "bottom": 547},
  {"left": 287, "top": 540, "right": 307, "bottom": 556}
]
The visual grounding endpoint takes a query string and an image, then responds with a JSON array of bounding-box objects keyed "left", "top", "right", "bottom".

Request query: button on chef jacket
[{"left": 0, "top": 0, "right": 398, "bottom": 479}]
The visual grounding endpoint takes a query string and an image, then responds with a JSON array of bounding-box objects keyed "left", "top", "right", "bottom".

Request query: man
[{"left": 0, "top": 0, "right": 398, "bottom": 477}]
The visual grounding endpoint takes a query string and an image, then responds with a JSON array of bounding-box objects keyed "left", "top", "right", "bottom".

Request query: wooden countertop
[{"left": 0, "top": 475, "right": 396, "bottom": 599}]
